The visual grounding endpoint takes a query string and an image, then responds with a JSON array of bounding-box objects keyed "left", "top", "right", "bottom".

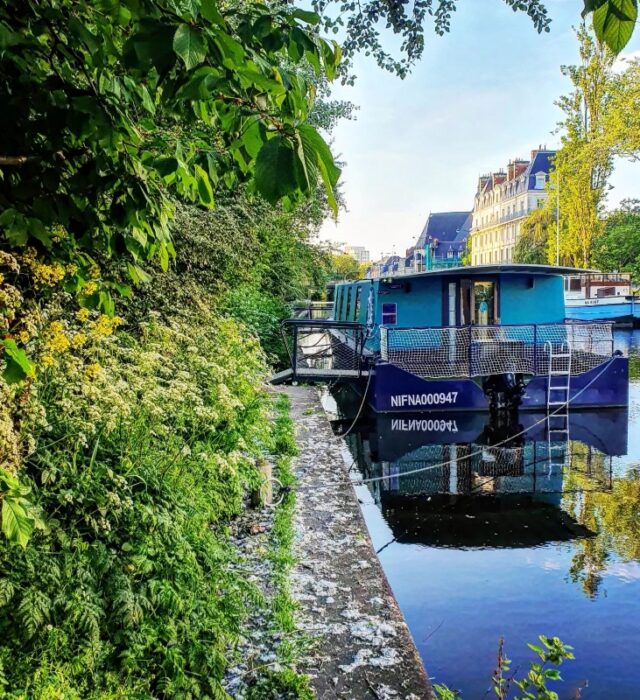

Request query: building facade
[
  {"left": 344, "top": 245, "right": 371, "bottom": 263},
  {"left": 405, "top": 211, "right": 472, "bottom": 271},
  {"left": 469, "top": 148, "right": 555, "bottom": 265}
]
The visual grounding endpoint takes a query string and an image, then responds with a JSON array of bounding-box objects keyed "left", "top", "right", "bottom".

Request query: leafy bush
[
  {"left": 434, "top": 635, "right": 574, "bottom": 700},
  {"left": 0, "top": 308, "right": 274, "bottom": 697},
  {"left": 221, "top": 286, "right": 291, "bottom": 367}
]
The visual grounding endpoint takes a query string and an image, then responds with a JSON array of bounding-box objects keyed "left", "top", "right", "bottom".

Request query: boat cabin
[
  {"left": 333, "top": 264, "right": 578, "bottom": 352},
  {"left": 564, "top": 272, "right": 632, "bottom": 301}
]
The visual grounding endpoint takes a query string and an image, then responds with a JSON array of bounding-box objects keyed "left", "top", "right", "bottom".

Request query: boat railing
[
  {"left": 380, "top": 322, "right": 615, "bottom": 380},
  {"left": 291, "top": 301, "right": 335, "bottom": 320},
  {"left": 279, "top": 319, "right": 368, "bottom": 381}
]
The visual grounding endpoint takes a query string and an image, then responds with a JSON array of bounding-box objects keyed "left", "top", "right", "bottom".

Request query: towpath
[{"left": 282, "top": 385, "right": 433, "bottom": 700}]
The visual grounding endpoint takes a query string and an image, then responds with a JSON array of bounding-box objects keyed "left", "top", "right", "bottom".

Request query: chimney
[
  {"left": 492, "top": 171, "right": 506, "bottom": 186},
  {"left": 514, "top": 159, "right": 529, "bottom": 178},
  {"left": 507, "top": 160, "right": 515, "bottom": 181},
  {"left": 478, "top": 174, "right": 491, "bottom": 192}
]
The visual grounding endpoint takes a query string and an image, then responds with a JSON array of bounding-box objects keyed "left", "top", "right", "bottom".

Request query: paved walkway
[{"left": 282, "top": 385, "right": 433, "bottom": 700}]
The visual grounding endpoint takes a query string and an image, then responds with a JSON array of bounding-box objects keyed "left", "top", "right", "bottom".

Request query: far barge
[
  {"left": 327, "top": 264, "right": 628, "bottom": 412},
  {"left": 563, "top": 272, "right": 639, "bottom": 326}
]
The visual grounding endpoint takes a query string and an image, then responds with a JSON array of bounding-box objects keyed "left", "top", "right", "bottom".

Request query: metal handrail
[{"left": 279, "top": 319, "right": 368, "bottom": 380}]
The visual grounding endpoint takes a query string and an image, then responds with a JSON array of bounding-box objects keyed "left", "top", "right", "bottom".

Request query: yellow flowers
[
  {"left": 91, "top": 314, "right": 123, "bottom": 337},
  {"left": 41, "top": 354, "right": 55, "bottom": 368},
  {"left": 43, "top": 320, "right": 70, "bottom": 354},
  {"left": 76, "top": 308, "right": 90, "bottom": 323},
  {"left": 31, "top": 261, "right": 67, "bottom": 288},
  {"left": 84, "top": 362, "right": 102, "bottom": 380},
  {"left": 71, "top": 333, "right": 87, "bottom": 349},
  {"left": 83, "top": 281, "right": 98, "bottom": 296}
]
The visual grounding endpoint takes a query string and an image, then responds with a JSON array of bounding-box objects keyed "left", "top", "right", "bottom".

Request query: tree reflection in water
[{"left": 564, "top": 442, "right": 640, "bottom": 599}]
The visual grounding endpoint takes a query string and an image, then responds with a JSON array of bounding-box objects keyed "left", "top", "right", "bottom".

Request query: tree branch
[{"left": 0, "top": 156, "right": 40, "bottom": 166}]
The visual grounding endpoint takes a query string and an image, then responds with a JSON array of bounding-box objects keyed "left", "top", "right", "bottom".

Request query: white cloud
[{"left": 613, "top": 49, "right": 640, "bottom": 73}]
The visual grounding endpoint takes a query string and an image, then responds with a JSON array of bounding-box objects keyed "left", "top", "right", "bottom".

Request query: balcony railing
[{"left": 380, "top": 322, "right": 615, "bottom": 380}]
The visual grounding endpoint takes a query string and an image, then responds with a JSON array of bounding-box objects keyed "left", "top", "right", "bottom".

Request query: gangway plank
[{"left": 271, "top": 367, "right": 368, "bottom": 385}]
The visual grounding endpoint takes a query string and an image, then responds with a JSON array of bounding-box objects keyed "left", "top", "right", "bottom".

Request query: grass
[{"left": 246, "top": 394, "right": 313, "bottom": 699}]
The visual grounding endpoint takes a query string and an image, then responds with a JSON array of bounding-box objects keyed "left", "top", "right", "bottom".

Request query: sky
[{"left": 318, "top": 0, "right": 640, "bottom": 260}]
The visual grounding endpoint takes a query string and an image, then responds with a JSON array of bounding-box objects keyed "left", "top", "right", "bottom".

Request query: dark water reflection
[{"left": 327, "top": 330, "right": 640, "bottom": 699}]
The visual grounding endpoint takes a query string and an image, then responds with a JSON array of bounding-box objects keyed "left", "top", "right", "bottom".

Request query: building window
[
  {"left": 535, "top": 173, "right": 546, "bottom": 189},
  {"left": 382, "top": 302, "right": 397, "bottom": 325},
  {"left": 537, "top": 198, "right": 544, "bottom": 208}
]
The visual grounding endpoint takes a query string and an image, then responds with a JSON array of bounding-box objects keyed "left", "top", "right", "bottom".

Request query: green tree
[
  {"left": 330, "top": 252, "right": 361, "bottom": 280},
  {"left": 513, "top": 208, "right": 552, "bottom": 264},
  {"left": 314, "top": 0, "right": 635, "bottom": 82},
  {"left": 546, "top": 23, "right": 615, "bottom": 267},
  {"left": 592, "top": 199, "right": 640, "bottom": 279},
  {"left": 546, "top": 21, "right": 640, "bottom": 268},
  {"left": 0, "top": 0, "right": 341, "bottom": 328},
  {"left": 602, "top": 58, "right": 640, "bottom": 157}
]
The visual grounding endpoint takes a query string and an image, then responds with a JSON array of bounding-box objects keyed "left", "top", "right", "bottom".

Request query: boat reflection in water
[
  {"left": 343, "top": 406, "right": 628, "bottom": 549},
  {"left": 326, "top": 351, "right": 639, "bottom": 699}
]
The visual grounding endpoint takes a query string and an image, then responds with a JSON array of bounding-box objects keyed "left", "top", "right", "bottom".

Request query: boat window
[
  {"left": 335, "top": 288, "right": 343, "bottom": 319},
  {"left": 353, "top": 285, "right": 362, "bottom": 322},
  {"left": 345, "top": 287, "right": 352, "bottom": 320},
  {"left": 382, "top": 302, "right": 397, "bottom": 325},
  {"left": 569, "top": 278, "right": 582, "bottom": 292},
  {"left": 473, "top": 281, "right": 496, "bottom": 325}
]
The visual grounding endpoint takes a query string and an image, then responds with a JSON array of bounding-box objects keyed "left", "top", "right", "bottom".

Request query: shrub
[{"left": 0, "top": 307, "right": 273, "bottom": 697}]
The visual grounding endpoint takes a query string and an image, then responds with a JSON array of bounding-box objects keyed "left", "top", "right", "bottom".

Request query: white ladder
[{"left": 546, "top": 341, "right": 571, "bottom": 473}]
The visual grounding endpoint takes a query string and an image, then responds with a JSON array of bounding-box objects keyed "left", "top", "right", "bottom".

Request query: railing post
[
  {"left": 534, "top": 325, "right": 538, "bottom": 375},
  {"left": 292, "top": 325, "right": 298, "bottom": 380}
]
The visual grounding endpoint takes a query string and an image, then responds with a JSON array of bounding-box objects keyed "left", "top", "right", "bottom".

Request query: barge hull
[{"left": 369, "top": 357, "right": 629, "bottom": 413}]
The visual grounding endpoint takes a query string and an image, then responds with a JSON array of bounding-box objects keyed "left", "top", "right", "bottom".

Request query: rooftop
[{"left": 372, "top": 263, "right": 595, "bottom": 282}]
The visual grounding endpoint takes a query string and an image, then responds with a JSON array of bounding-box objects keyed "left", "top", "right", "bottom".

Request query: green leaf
[
  {"left": 195, "top": 165, "right": 214, "bottom": 207},
  {"left": 139, "top": 84, "right": 156, "bottom": 114},
  {"left": 200, "top": 0, "right": 224, "bottom": 25},
  {"left": 212, "top": 28, "right": 245, "bottom": 68},
  {"left": 254, "top": 136, "right": 297, "bottom": 203},
  {"left": 1, "top": 339, "right": 35, "bottom": 384},
  {"left": 292, "top": 9, "right": 321, "bottom": 25},
  {"left": 127, "top": 262, "right": 152, "bottom": 285},
  {"left": 592, "top": 0, "right": 638, "bottom": 53},
  {"left": 158, "top": 242, "right": 169, "bottom": 272},
  {"left": 173, "top": 24, "right": 207, "bottom": 70},
  {"left": 297, "top": 124, "right": 341, "bottom": 214},
  {"left": 68, "top": 17, "right": 100, "bottom": 56},
  {"left": 2, "top": 495, "right": 34, "bottom": 547},
  {"left": 240, "top": 119, "right": 266, "bottom": 159},
  {"left": 0, "top": 209, "right": 28, "bottom": 246},
  {"left": 154, "top": 156, "right": 179, "bottom": 178}
]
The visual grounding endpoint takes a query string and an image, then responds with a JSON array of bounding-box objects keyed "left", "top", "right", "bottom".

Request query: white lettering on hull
[
  {"left": 391, "top": 418, "right": 459, "bottom": 432},
  {"left": 389, "top": 392, "right": 459, "bottom": 408}
]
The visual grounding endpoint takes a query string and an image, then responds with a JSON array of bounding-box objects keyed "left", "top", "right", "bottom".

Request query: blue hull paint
[
  {"left": 369, "top": 357, "right": 628, "bottom": 412},
  {"left": 369, "top": 408, "right": 629, "bottom": 461},
  {"left": 565, "top": 301, "right": 638, "bottom": 324}
]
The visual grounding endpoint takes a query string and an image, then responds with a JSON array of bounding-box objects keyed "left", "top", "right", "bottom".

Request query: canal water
[{"left": 325, "top": 329, "right": 640, "bottom": 699}]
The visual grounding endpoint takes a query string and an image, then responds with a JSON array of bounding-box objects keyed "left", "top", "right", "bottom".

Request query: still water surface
[{"left": 327, "top": 330, "right": 640, "bottom": 699}]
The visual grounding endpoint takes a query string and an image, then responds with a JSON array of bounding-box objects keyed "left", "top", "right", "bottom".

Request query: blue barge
[{"left": 330, "top": 264, "right": 628, "bottom": 413}]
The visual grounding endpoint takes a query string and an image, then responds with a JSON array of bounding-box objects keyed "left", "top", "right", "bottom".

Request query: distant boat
[{"left": 564, "top": 272, "right": 639, "bottom": 326}]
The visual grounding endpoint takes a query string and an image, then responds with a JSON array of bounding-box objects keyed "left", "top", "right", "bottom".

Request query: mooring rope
[
  {"left": 348, "top": 355, "right": 618, "bottom": 486},
  {"left": 333, "top": 369, "right": 373, "bottom": 438}
]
